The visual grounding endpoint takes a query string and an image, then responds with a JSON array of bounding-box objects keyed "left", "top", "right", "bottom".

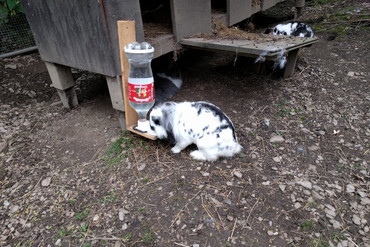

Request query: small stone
[
  {"left": 352, "top": 215, "right": 361, "bottom": 225},
  {"left": 296, "top": 180, "right": 312, "bottom": 189},
  {"left": 201, "top": 172, "right": 210, "bottom": 177},
  {"left": 330, "top": 220, "right": 342, "bottom": 229},
  {"left": 301, "top": 128, "right": 311, "bottom": 134},
  {"left": 55, "top": 239, "right": 61, "bottom": 246},
  {"left": 270, "top": 135, "right": 285, "bottom": 143},
  {"left": 227, "top": 215, "right": 234, "bottom": 221},
  {"left": 273, "top": 156, "right": 281, "bottom": 162},
  {"left": 360, "top": 197, "right": 370, "bottom": 205},
  {"left": 226, "top": 181, "right": 233, "bottom": 186},
  {"left": 122, "top": 223, "right": 128, "bottom": 230},
  {"left": 11, "top": 205, "right": 19, "bottom": 213},
  {"left": 233, "top": 171, "right": 242, "bottom": 178},
  {"left": 308, "top": 145, "right": 319, "bottom": 151},
  {"left": 193, "top": 244, "right": 200, "bottom": 247},
  {"left": 93, "top": 214, "right": 99, "bottom": 221},
  {"left": 262, "top": 181, "right": 270, "bottom": 186},
  {"left": 346, "top": 184, "right": 355, "bottom": 193},
  {"left": 325, "top": 208, "right": 336, "bottom": 219},
  {"left": 312, "top": 191, "right": 324, "bottom": 200},
  {"left": 223, "top": 199, "right": 232, "bottom": 205},
  {"left": 279, "top": 185, "right": 286, "bottom": 192},
  {"left": 347, "top": 71, "right": 355, "bottom": 77},
  {"left": 5, "top": 64, "right": 17, "bottom": 69},
  {"left": 119, "top": 210, "right": 125, "bottom": 221},
  {"left": 138, "top": 164, "right": 146, "bottom": 171},
  {"left": 294, "top": 203, "right": 302, "bottom": 209},
  {"left": 41, "top": 177, "right": 52, "bottom": 187},
  {"left": 23, "top": 120, "right": 31, "bottom": 127},
  {"left": 0, "top": 141, "right": 7, "bottom": 152},
  {"left": 358, "top": 191, "right": 367, "bottom": 198}
]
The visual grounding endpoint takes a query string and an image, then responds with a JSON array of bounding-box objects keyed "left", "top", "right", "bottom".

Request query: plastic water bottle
[{"left": 124, "top": 42, "right": 155, "bottom": 133}]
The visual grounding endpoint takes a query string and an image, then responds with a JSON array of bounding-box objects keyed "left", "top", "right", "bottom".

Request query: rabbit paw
[
  {"left": 190, "top": 150, "right": 207, "bottom": 161},
  {"left": 171, "top": 146, "right": 182, "bottom": 153}
]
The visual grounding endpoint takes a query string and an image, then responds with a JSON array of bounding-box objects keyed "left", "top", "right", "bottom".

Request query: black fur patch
[
  {"left": 151, "top": 116, "right": 160, "bottom": 126},
  {"left": 166, "top": 129, "right": 176, "bottom": 144},
  {"left": 192, "top": 102, "right": 237, "bottom": 141}
]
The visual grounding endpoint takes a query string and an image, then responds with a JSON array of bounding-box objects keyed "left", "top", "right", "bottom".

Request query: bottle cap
[{"left": 124, "top": 42, "right": 154, "bottom": 53}]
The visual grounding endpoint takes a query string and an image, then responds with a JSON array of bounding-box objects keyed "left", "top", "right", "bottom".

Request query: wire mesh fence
[{"left": 0, "top": 13, "right": 36, "bottom": 56}]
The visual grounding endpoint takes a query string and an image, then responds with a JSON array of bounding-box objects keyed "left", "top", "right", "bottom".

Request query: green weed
[
  {"left": 101, "top": 190, "right": 116, "bottom": 204},
  {"left": 141, "top": 229, "right": 153, "bottom": 243},
  {"left": 75, "top": 207, "right": 90, "bottom": 221},
  {"left": 309, "top": 238, "right": 329, "bottom": 247},
  {"left": 105, "top": 132, "right": 133, "bottom": 167},
  {"left": 301, "top": 219, "right": 315, "bottom": 231},
  {"left": 56, "top": 226, "right": 75, "bottom": 238}
]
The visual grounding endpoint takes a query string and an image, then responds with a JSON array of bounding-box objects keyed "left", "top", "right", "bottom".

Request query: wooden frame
[{"left": 117, "top": 20, "right": 157, "bottom": 140}]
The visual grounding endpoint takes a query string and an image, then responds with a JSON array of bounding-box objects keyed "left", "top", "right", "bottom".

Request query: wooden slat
[
  {"left": 180, "top": 36, "right": 318, "bottom": 57},
  {"left": 117, "top": 20, "right": 157, "bottom": 140}
]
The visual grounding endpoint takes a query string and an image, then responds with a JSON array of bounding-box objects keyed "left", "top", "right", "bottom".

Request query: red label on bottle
[{"left": 128, "top": 81, "right": 155, "bottom": 103}]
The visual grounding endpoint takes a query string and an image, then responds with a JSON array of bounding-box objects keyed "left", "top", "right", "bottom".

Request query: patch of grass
[
  {"left": 307, "top": 0, "right": 340, "bottom": 6},
  {"left": 56, "top": 226, "right": 75, "bottom": 238},
  {"left": 104, "top": 132, "right": 134, "bottom": 167},
  {"left": 301, "top": 219, "right": 315, "bottom": 231},
  {"left": 123, "top": 233, "right": 132, "bottom": 240},
  {"left": 141, "top": 229, "right": 153, "bottom": 243},
  {"left": 315, "top": 5, "right": 370, "bottom": 36},
  {"left": 75, "top": 207, "right": 90, "bottom": 221},
  {"left": 332, "top": 233, "right": 345, "bottom": 242},
  {"left": 101, "top": 190, "right": 116, "bottom": 204},
  {"left": 309, "top": 238, "right": 329, "bottom": 247},
  {"left": 309, "top": 200, "right": 318, "bottom": 207}
]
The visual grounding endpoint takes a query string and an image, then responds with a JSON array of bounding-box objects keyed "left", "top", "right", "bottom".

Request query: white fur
[
  {"left": 272, "top": 22, "right": 314, "bottom": 38},
  {"left": 149, "top": 101, "right": 242, "bottom": 161},
  {"left": 273, "top": 23, "right": 293, "bottom": 36}
]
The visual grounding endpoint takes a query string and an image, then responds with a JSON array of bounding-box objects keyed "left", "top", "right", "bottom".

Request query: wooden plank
[
  {"left": 227, "top": 0, "right": 252, "bottom": 26},
  {"left": 180, "top": 36, "right": 318, "bottom": 57},
  {"left": 117, "top": 21, "right": 157, "bottom": 140},
  {"left": 22, "top": 0, "right": 145, "bottom": 77},
  {"left": 22, "top": 0, "right": 115, "bottom": 76},
  {"left": 170, "top": 0, "right": 212, "bottom": 42},
  {"left": 148, "top": 34, "right": 176, "bottom": 59},
  {"left": 127, "top": 126, "right": 157, "bottom": 140}
]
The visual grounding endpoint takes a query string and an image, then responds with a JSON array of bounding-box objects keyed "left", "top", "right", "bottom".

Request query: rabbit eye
[{"left": 151, "top": 116, "right": 160, "bottom": 125}]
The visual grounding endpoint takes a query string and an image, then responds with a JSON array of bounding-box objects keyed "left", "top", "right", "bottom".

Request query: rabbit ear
[{"left": 160, "top": 105, "right": 176, "bottom": 144}]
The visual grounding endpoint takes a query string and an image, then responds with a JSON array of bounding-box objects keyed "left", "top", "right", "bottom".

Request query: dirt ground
[{"left": 1, "top": 0, "right": 369, "bottom": 246}]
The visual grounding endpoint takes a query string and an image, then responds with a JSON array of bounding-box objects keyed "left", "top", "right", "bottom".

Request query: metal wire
[{"left": 0, "top": 13, "right": 36, "bottom": 57}]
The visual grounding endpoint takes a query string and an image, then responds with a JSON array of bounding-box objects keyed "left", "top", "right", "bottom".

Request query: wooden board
[
  {"left": 180, "top": 36, "right": 318, "bottom": 58},
  {"left": 117, "top": 21, "right": 157, "bottom": 140},
  {"left": 22, "top": 0, "right": 145, "bottom": 77}
]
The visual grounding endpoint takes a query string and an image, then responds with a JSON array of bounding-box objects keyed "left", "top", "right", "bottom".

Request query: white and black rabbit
[
  {"left": 149, "top": 101, "right": 242, "bottom": 161},
  {"left": 265, "top": 22, "right": 315, "bottom": 38}
]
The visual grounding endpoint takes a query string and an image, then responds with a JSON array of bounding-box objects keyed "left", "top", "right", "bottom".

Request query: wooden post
[
  {"left": 117, "top": 20, "right": 157, "bottom": 140},
  {"left": 295, "top": 0, "right": 305, "bottom": 19},
  {"left": 284, "top": 49, "right": 299, "bottom": 78}
]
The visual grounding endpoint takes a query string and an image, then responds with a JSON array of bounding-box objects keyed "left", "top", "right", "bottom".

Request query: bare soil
[{"left": 1, "top": 0, "right": 369, "bottom": 246}]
